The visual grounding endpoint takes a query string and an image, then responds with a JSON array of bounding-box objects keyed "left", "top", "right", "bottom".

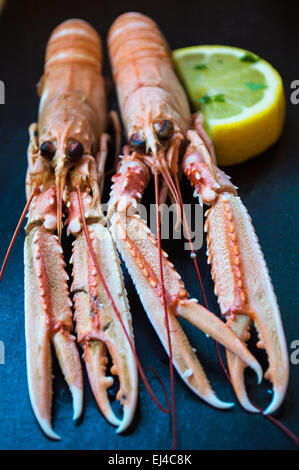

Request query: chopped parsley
[
  {"left": 245, "top": 82, "right": 267, "bottom": 91},
  {"left": 240, "top": 53, "right": 259, "bottom": 63},
  {"left": 194, "top": 64, "right": 208, "bottom": 70},
  {"left": 199, "top": 93, "right": 226, "bottom": 104}
]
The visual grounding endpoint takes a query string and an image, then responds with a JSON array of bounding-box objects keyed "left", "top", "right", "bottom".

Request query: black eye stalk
[
  {"left": 129, "top": 121, "right": 174, "bottom": 154},
  {"left": 40, "top": 141, "right": 56, "bottom": 161},
  {"left": 67, "top": 141, "right": 84, "bottom": 162},
  {"left": 129, "top": 133, "right": 146, "bottom": 153},
  {"left": 154, "top": 120, "right": 174, "bottom": 141}
]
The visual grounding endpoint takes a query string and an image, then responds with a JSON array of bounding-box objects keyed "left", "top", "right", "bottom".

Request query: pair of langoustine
[{"left": 1, "top": 12, "right": 289, "bottom": 446}]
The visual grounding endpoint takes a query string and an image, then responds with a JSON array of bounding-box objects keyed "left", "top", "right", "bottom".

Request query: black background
[{"left": 0, "top": 0, "right": 298, "bottom": 450}]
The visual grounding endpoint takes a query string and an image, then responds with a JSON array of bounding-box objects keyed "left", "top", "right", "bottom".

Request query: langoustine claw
[
  {"left": 25, "top": 187, "right": 83, "bottom": 439},
  {"left": 21, "top": 19, "right": 138, "bottom": 437},
  {"left": 68, "top": 190, "right": 138, "bottom": 432},
  {"left": 184, "top": 120, "right": 289, "bottom": 413},
  {"left": 107, "top": 154, "right": 262, "bottom": 409}
]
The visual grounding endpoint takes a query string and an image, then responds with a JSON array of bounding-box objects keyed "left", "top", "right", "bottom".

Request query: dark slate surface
[{"left": 0, "top": 0, "right": 298, "bottom": 450}]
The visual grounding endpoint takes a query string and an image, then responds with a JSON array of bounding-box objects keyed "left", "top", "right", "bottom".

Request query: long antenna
[
  {"left": 173, "top": 174, "right": 299, "bottom": 448},
  {"left": 154, "top": 172, "right": 177, "bottom": 450},
  {"left": 0, "top": 186, "right": 37, "bottom": 282},
  {"left": 76, "top": 186, "right": 170, "bottom": 415}
]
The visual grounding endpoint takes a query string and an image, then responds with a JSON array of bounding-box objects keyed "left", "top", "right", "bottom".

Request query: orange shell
[
  {"left": 108, "top": 12, "right": 191, "bottom": 139},
  {"left": 38, "top": 19, "right": 106, "bottom": 155}
]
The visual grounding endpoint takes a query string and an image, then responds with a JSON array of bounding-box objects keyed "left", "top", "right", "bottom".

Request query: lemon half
[{"left": 173, "top": 45, "right": 285, "bottom": 166}]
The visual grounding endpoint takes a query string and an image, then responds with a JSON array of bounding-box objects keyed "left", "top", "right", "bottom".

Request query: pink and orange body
[
  {"left": 107, "top": 12, "right": 288, "bottom": 420},
  {"left": 1, "top": 14, "right": 290, "bottom": 446},
  {"left": 24, "top": 19, "right": 137, "bottom": 439}
]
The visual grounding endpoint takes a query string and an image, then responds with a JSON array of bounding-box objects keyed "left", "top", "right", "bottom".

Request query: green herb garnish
[
  {"left": 194, "top": 64, "right": 208, "bottom": 70},
  {"left": 240, "top": 53, "right": 259, "bottom": 63},
  {"left": 199, "top": 94, "right": 212, "bottom": 104},
  {"left": 199, "top": 93, "right": 226, "bottom": 104},
  {"left": 213, "top": 93, "right": 226, "bottom": 102},
  {"left": 245, "top": 82, "right": 267, "bottom": 91}
]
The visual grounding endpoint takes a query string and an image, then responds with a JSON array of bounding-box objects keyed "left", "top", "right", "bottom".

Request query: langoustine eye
[
  {"left": 129, "top": 132, "right": 146, "bottom": 153},
  {"left": 154, "top": 120, "right": 174, "bottom": 141},
  {"left": 67, "top": 140, "right": 84, "bottom": 162},
  {"left": 40, "top": 141, "right": 56, "bottom": 161}
]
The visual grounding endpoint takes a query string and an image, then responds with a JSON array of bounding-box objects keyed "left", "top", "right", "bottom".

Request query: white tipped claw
[
  {"left": 204, "top": 193, "right": 289, "bottom": 413},
  {"left": 38, "top": 418, "right": 61, "bottom": 441},
  {"left": 240, "top": 398, "right": 260, "bottom": 414},
  {"left": 83, "top": 340, "right": 138, "bottom": 432},
  {"left": 253, "top": 361, "right": 263, "bottom": 385},
  {"left": 25, "top": 226, "right": 84, "bottom": 439},
  {"left": 116, "top": 400, "right": 137, "bottom": 434},
  {"left": 263, "top": 388, "right": 285, "bottom": 415},
  {"left": 206, "top": 395, "right": 234, "bottom": 410},
  {"left": 177, "top": 300, "right": 263, "bottom": 384},
  {"left": 106, "top": 409, "right": 122, "bottom": 428},
  {"left": 70, "top": 385, "right": 84, "bottom": 421},
  {"left": 225, "top": 327, "right": 262, "bottom": 414},
  {"left": 72, "top": 223, "right": 138, "bottom": 432},
  {"left": 181, "top": 370, "right": 234, "bottom": 409},
  {"left": 227, "top": 372, "right": 285, "bottom": 415},
  {"left": 101, "top": 391, "right": 123, "bottom": 428}
]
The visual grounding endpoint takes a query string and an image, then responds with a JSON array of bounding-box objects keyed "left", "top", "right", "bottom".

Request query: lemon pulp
[{"left": 173, "top": 45, "right": 285, "bottom": 165}]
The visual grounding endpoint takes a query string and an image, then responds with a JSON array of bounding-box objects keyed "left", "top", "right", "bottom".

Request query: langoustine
[
  {"left": 22, "top": 19, "right": 138, "bottom": 438},
  {"left": 107, "top": 11, "right": 268, "bottom": 425},
  {"left": 107, "top": 11, "right": 288, "bottom": 423}
]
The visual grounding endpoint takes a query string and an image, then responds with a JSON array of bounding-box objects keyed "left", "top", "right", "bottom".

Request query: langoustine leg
[{"left": 183, "top": 115, "right": 289, "bottom": 413}]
